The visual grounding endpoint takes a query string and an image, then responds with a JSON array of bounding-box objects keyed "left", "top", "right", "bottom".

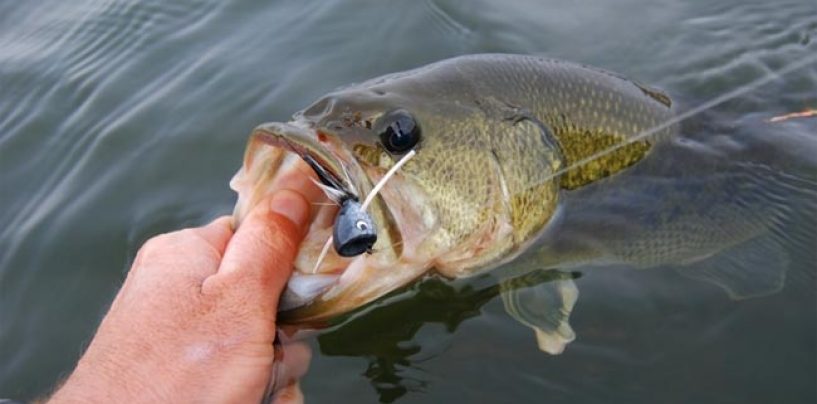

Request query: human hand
[{"left": 49, "top": 190, "right": 312, "bottom": 403}]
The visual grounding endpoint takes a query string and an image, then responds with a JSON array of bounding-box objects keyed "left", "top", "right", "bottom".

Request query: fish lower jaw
[
  {"left": 279, "top": 272, "right": 340, "bottom": 311},
  {"left": 279, "top": 255, "right": 368, "bottom": 312},
  {"left": 278, "top": 218, "right": 353, "bottom": 310},
  {"left": 279, "top": 255, "right": 432, "bottom": 322}
]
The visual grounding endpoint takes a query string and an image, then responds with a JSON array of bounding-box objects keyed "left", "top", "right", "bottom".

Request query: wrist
[
  {"left": 51, "top": 340, "right": 275, "bottom": 403},
  {"left": 49, "top": 354, "right": 155, "bottom": 403}
]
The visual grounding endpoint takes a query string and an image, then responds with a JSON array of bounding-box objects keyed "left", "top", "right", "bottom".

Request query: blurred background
[{"left": 1, "top": 0, "right": 815, "bottom": 402}]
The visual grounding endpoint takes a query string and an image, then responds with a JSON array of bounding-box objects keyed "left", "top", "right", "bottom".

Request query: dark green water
[{"left": 1, "top": 1, "right": 815, "bottom": 402}]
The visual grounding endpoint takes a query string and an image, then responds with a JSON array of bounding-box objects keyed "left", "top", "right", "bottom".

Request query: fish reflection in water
[{"left": 317, "top": 273, "right": 524, "bottom": 402}]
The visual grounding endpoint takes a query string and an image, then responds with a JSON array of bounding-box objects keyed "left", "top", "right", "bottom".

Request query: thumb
[{"left": 203, "top": 190, "right": 310, "bottom": 304}]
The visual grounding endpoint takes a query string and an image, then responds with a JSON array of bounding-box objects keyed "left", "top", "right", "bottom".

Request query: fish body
[{"left": 231, "top": 54, "right": 813, "bottom": 347}]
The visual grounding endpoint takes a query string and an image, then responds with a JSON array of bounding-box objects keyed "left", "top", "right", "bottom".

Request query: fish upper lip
[{"left": 251, "top": 122, "right": 353, "bottom": 197}]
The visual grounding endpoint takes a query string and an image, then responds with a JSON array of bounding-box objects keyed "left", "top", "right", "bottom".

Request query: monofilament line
[
  {"left": 361, "top": 149, "right": 416, "bottom": 210},
  {"left": 311, "top": 149, "right": 417, "bottom": 273},
  {"left": 540, "top": 52, "right": 817, "bottom": 184},
  {"left": 312, "top": 235, "right": 334, "bottom": 274}
]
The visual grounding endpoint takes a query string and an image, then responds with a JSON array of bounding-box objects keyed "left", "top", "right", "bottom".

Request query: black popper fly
[
  {"left": 332, "top": 198, "right": 377, "bottom": 256},
  {"left": 299, "top": 153, "right": 378, "bottom": 257}
]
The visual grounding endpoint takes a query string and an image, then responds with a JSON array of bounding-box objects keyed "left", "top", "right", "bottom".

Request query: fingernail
[{"left": 270, "top": 190, "right": 309, "bottom": 228}]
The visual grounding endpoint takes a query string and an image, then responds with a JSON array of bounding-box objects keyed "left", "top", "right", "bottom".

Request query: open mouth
[{"left": 231, "top": 122, "right": 407, "bottom": 316}]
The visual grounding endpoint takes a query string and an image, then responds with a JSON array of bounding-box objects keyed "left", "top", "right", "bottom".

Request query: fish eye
[{"left": 377, "top": 109, "right": 421, "bottom": 153}]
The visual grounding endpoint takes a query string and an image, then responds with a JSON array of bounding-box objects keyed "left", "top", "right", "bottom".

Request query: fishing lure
[{"left": 333, "top": 198, "right": 377, "bottom": 257}]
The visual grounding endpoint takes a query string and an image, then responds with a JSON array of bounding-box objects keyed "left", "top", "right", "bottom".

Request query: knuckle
[
  {"left": 176, "top": 228, "right": 196, "bottom": 239},
  {"left": 134, "top": 231, "right": 184, "bottom": 264},
  {"left": 139, "top": 234, "right": 168, "bottom": 257},
  {"left": 140, "top": 235, "right": 159, "bottom": 251}
]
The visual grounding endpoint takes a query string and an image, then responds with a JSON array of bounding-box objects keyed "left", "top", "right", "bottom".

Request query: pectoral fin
[{"left": 500, "top": 270, "right": 579, "bottom": 355}]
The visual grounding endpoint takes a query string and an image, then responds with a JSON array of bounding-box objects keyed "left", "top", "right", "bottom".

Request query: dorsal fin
[{"left": 634, "top": 82, "right": 672, "bottom": 108}]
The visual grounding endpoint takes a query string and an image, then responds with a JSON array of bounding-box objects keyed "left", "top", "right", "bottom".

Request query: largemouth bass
[{"left": 231, "top": 54, "right": 816, "bottom": 353}]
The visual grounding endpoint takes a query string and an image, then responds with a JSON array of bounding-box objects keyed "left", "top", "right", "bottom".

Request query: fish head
[{"left": 231, "top": 79, "right": 562, "bottom": 323}]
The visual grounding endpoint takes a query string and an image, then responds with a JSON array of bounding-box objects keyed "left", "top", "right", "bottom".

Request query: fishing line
[
  {"left": 312, "top": 234, "right": 334, "bottom": 274},
  {"left": 539, "top": 52, "right": 817, "bottom": 185},
  {"left": 361, "top": 149, "right": 416, "bottom": 211}
]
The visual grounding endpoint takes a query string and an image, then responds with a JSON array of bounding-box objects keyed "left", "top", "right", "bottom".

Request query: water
[{"left": 1, "top": 0, "right": 815, "bottom": 402}]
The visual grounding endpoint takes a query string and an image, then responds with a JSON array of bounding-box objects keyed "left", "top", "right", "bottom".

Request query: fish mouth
[{"left": 231, "top": 121, "right": 426, "bottom": 324}]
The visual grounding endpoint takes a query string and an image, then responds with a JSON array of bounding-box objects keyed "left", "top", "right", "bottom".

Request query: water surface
[{"left": 1, "top": 0, "right": 815, "bottom": 402}]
